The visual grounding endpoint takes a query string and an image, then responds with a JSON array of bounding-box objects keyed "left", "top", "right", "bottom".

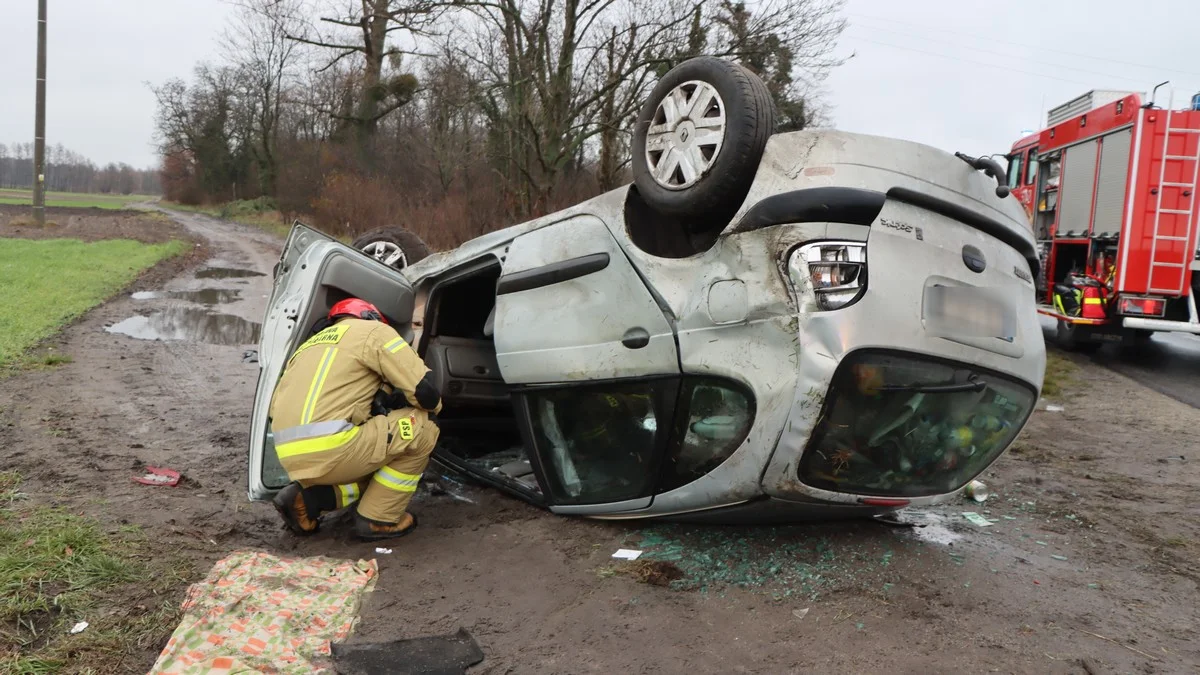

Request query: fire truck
[{"left": 1006, "top": 87, "right": 1200, "bottom": 350}]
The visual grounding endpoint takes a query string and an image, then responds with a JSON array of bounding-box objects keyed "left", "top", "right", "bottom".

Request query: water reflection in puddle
[
  {"left": 195, "top": 267, "right": 265, "bottom": 279},
  {"left": 132, "top": 289, "right": 242, "bottom": 305},
  {"left": 107, "top": 307, "right": 261, "bottom": 346}
]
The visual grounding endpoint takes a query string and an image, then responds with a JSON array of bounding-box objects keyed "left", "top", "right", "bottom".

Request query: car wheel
[
  {"left": 631, "top": 56, "right": 775, "bottom": 232},
  {"left": 352, "top": 226, "right": 430, "bottom": 270}
]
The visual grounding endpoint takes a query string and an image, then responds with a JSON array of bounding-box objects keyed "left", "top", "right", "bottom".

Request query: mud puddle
[
  {"left": 905, "top": 511, "right": 964, "bottom": 546},
  {"left": 106, "top": 307, "right": 261, "bottom": 346},
  {"left": 132, "top": 289, "right": 242, "bottom": 305},
  {"left": 195, "top": 266, "right": 265, "bottom": 279}
]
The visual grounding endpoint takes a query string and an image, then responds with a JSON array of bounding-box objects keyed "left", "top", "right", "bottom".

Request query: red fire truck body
[{"left": 1006, "top": 90, "right": 1200, "bottom": 348}]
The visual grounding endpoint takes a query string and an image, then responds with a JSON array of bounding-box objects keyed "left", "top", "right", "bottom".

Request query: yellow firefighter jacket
[{"left": 269, "top": 318, "right": 441, "bottom": 437}]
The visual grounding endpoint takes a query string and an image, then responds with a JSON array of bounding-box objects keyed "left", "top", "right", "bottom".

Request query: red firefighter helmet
[{"left": 328, "top": 298, "right": 388, "bottom": 324}]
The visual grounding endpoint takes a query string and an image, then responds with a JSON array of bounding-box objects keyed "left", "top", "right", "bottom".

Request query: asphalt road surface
[{"left": 1042, "top": 317, "right": 1200, "bottom": 408}]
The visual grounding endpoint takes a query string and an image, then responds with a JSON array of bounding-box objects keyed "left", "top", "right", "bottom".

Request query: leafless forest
[
  {"left": 153, "top": 0, "right": 847, "bottom": 248},
  {"left": 0, "top": 142, "right": 160, "bottom": 194}
]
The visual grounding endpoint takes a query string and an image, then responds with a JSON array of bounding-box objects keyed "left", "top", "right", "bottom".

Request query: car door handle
[
  {"left": 622, "top": 327, "right": 650, "bottom": 349},
  {"left": 495, "top": 252, "right": 611, "bottom": 295}
]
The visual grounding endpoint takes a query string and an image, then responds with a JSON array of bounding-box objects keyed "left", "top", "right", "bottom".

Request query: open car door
[
  {"left": 247, "top": 222, "right": 416, "bottom": 500},
  {"left": 492, "top": 215, "right": 681, "bottom": 515}
]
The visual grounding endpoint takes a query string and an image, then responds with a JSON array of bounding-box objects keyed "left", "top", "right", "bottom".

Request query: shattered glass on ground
[{"left": 626, "top": 522, "right": 906, "bottom": 600}]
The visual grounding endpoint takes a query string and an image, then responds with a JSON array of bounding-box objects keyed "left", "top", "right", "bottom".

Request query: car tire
[
  {"left": 352, "top": 226, "right": 430, "bottom": 270},
  {"left": 631, "top": 57, "right": 776, "bottom": 232}
]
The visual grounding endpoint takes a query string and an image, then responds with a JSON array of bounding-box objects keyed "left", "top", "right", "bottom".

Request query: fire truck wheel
[
  {"left": 631, "top": 57, "right": 776, "bottom": 235},
  {"left": 1056, "top": 320, "right": 1102, "bottom": 353},
  {"left": 352, "top": 226, "right": 430, "bottom": 271}
]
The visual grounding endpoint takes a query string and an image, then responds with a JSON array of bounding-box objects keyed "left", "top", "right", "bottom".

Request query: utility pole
[{"left": 33, "top": 0, "right": 47, "bottom": 226}]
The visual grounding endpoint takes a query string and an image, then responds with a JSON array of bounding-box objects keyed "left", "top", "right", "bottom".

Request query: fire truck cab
[{"left": 1007, "top": 88, "right": 1200, "bottom": 350}]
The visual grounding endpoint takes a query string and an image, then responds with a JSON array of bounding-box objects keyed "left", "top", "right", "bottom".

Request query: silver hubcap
[
  {"left": 361, "top": 241, "right": 408, "bottom": 269},
  {"left": 645, "top": 80, "right": 727, "bottom": 190}
]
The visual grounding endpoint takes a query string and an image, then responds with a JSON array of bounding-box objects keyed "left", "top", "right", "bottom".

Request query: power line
[
  {"left": 841, "top": 35, "right": 1115, "bottom": 89},
  {"left": 847, "top": 23, "right": 1157, "bottom": 88},
  {"left": 848, "top": 11, "right": 1200, "bottom": 80}
]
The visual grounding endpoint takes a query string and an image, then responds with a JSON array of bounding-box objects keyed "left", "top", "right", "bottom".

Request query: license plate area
[{"left": 923, "top": 284, "right": 1018, "bottom": 342}]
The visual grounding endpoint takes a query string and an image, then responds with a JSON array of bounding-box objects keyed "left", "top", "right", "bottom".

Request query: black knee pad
[
  {"left": 415, "top": 371, "right": 441, "bottom": 411},
  {"left": 301, "top": 484, "right": 337, "bottom": 513}
]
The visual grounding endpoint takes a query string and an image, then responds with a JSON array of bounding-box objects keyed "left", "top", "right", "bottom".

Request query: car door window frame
[{"left": 511, "top": 375, "right": 684, "bottom": 509}]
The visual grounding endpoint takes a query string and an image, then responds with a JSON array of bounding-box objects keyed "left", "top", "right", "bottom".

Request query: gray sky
[
  {"left": 829, "top": 0, "right": 1200, "bottom": 158},
  {"left": 1, "top": 0, "right": 234, "bottom": 169},
  {"left": 2, "top": 0, "right": 1198, "bottom": 170}
]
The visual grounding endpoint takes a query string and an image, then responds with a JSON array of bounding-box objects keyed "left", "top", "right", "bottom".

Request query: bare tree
[
  {"left": 286, "top": 0, "right": 440, "bottom": 157},
  {"left": 412, "top": 43, "right": 485, "bottom": 194},
  {"left": 459, "top": 0, "right": 696, "bottom": 214},
  {"left": 708, "top": 0, "right": 847, "bottom": 129},
  {"left": 223, "top": 0, "right": 305, "bottom": 195},
  {"left": 152, "top": 64, "right": 256, "bottom": 201}
]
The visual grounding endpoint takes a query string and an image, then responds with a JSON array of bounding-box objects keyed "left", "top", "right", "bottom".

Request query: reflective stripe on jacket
[{"left": 269, "top": 318, "right": 438, "bottom": 444}]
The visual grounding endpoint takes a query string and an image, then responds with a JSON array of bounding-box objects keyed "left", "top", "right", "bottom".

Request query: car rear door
[
  {"left": 247, "top": 222, "right": 415, "bottom": 500},
  {"left": 491, "top": 215, "right": 681, "bottom": 515}
]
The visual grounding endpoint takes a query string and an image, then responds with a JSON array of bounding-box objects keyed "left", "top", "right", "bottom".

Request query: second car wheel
[
  {"left": 352, "top": 226, "right": 430, "bottom": 271},
  {"left": 631, "top": 57, "right": 776, "bottom": 232}
]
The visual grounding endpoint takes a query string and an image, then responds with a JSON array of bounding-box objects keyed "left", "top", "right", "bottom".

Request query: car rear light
[
  {"left": 787, "top": 241, "right": 867, "bottom": 310},
  {"left": 860, "top": 498, "right": 911, "bottom": 507},
  {"left": 1119, "top": 296, "right": 1166, "bottom": 317}
]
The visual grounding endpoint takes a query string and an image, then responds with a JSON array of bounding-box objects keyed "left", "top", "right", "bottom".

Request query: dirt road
[{"left": 2, "top": 210, "right": 1198, "bottom": 674}]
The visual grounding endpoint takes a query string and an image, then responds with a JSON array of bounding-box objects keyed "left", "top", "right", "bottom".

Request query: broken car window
[
  {"left": 798, "top": 350, "right": 1035, "bottom": 498},
  {"left": 528, "top": 382, "right": 665, "bottom": 504},
  {"left": 661, "top": 382, "right": 753, "bottom": 492}
]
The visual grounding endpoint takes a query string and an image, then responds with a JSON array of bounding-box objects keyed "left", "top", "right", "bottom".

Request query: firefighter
[{"left": 269, "top": 298, "right": 442, "bottom": 541}]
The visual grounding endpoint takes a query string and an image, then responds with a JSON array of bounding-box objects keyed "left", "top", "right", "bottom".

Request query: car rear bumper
[{"left": 1123, "top": 317, "right": 1200, "bottom": 334}]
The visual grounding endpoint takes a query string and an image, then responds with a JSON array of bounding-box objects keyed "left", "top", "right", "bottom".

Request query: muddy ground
[
  {"left": 0, "top": 204, "right": 185, "bottom": 244},
  {"left": 1, "top": 208, "right": 1198, "bottom": 674}
]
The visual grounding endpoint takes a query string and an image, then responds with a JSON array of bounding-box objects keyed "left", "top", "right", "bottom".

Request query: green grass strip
[{"left": 0, "top": 238, "right": 187, "bottom": 366}]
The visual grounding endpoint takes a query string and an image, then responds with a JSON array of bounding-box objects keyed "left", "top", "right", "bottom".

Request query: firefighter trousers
[{"left": 274, "top": 407, "right": 440, "bottom": 523}]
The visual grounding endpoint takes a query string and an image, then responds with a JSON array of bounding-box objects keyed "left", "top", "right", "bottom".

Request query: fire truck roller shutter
[
  {"left": 1057, "top": 139, "right": 1099, "bottom": 238},
  {"left": 1092, "top": 129, "right": 1133, "bottom": 240}
]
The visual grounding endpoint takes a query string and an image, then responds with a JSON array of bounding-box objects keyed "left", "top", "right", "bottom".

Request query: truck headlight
[{"left": 787, "top": 241, "right": 867, "bottom": 311}]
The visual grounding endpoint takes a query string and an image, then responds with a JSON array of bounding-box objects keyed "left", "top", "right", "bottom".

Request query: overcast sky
[{"left": 2, "top": 0, "right": 1198, "bottom": 170}]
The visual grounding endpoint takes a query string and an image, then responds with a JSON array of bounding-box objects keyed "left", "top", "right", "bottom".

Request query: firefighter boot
[
  {"left": 353, "top": 511, "right": 419, "bottom": 542},
  {"left": 273, "top": 482, "right": 336, "bottom": 535}
]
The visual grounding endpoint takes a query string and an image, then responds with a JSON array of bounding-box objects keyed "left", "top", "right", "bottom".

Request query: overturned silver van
[{"left": 247, "top": 58, "right": 1045, "bottom": 523}]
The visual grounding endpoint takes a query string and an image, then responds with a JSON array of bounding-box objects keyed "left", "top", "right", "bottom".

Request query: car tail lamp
[
  {"left": 787, "top": 241, "right": 867, "bottom": 310},
  {"left": 1119, "top": 296, "right": 1166, "bottom": 317},
  {"left": 860, "top": 498, "right": 911, "bottom": 507}
]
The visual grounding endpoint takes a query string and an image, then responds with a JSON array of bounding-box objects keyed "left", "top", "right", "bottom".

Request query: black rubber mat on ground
[{"left": 332, "top": 627, "right": 485, "bottom": 675}]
